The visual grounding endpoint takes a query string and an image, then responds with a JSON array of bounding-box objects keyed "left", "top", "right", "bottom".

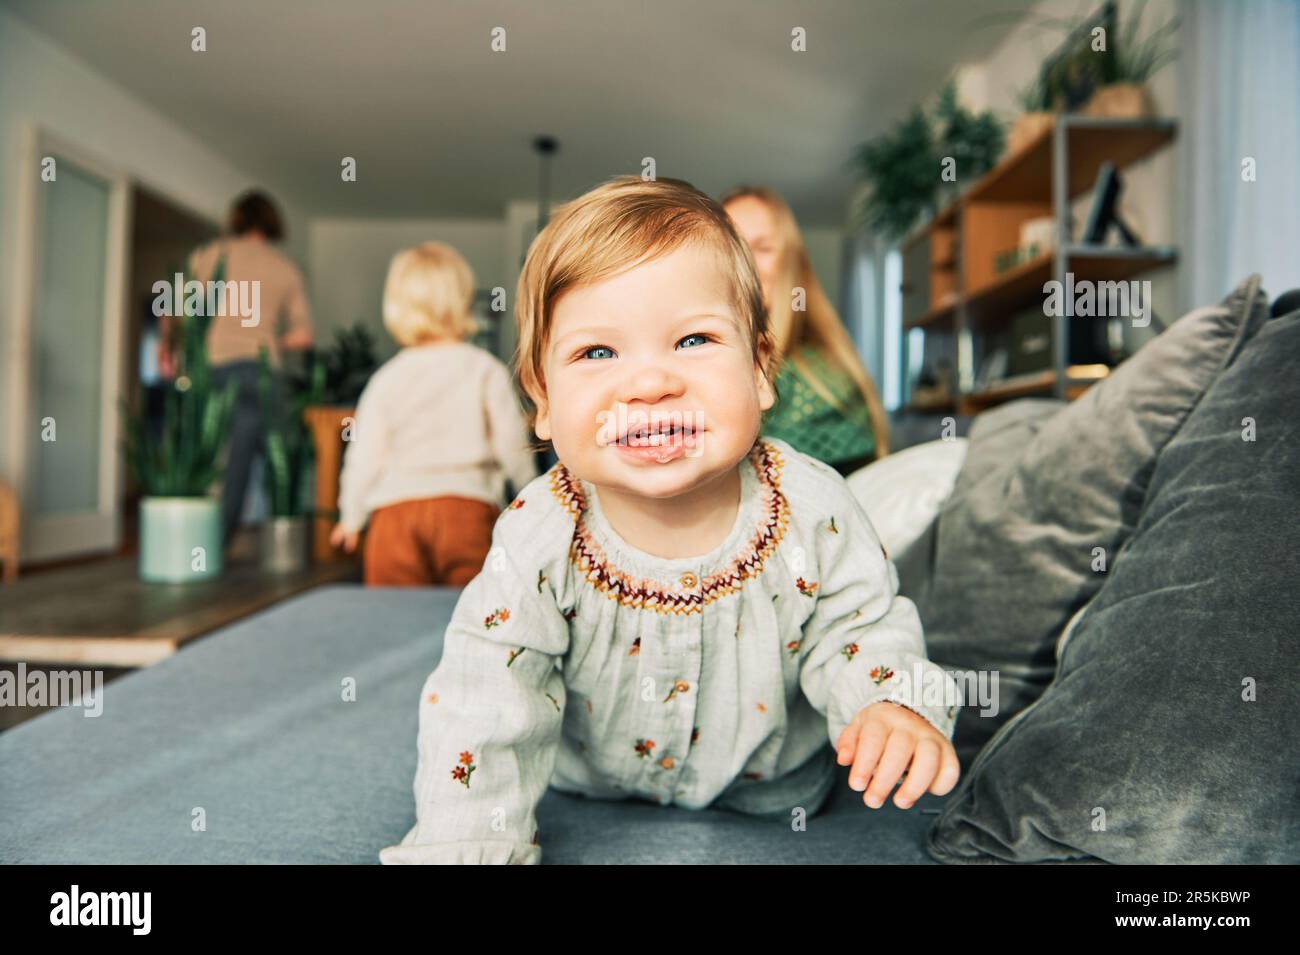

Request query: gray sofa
[{"left": 0, "top": 585, "right": 943, "bottom": 864}]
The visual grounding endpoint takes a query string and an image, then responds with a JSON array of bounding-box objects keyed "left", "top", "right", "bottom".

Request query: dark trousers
[{"left": 211, "top": 360, "right": 284, "bottom": 549}]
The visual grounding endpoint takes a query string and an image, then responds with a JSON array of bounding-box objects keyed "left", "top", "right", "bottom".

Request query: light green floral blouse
[
  {"left": 378, "top": 435, "right": 958, "bottom": 864},
  {"left": 762, "top": 343, "right": 878, "bottom": 471}
]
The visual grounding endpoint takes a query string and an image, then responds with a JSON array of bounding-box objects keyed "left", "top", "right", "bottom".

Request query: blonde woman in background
[
  {"left": 330, "top": 242, "right": 538, "bottom": 586},
  {"left": 722, "top": 186, "right": 889, "bottom": 475}
]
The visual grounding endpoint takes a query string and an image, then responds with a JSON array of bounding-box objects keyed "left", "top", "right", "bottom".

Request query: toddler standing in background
[
  {"left": 331, "top": 242, "right": 538, "bottom": 586},
  {"left": 380, "top": 179, "right": 960, "bottom": 864}
]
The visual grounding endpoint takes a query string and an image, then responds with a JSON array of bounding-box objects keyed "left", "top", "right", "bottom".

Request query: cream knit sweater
[{"left": 337, "top": 341, "right": 539, "bottom": 531}]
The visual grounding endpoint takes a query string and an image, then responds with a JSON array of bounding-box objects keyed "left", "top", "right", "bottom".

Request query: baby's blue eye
[
  {"left": 678, "top": 333, "right": 712, "bottom": 349},
  {"left": 581, "top": 345, "right": 615, "bottom": 360}
]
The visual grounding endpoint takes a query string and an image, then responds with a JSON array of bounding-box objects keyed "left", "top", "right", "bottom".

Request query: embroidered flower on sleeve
[
  {"left": 756, "top": 702, "right": 766, "bottom": 713},
  {"left": 841, "top": 642, "right": 859, "bottom": 660},
  {"left": 563, "top": 606, "right": 578, "bottom": 621},
  {"left": 536, "top": 570, "right": 547, "bottom": 593},
  {"left": 509, "top": 498, "right": 526, "bottom": 510},
  {"left": 545, "top": 692, "right": 561, "bottom": 711},
  {"left": 426, "top": 692, "right": 439, "bottom": 704},
  {"left": 869, "top": 665, "right": 895, "bottom": 686},
  {"left": 506, "top": 647, "right": 526, "bottom": 666},
  {"left": 796, "top": 577, "right": 818, "bottom": 597},
  {"left": 485, "top": 607, "right": 510, "bottom": 629},
  {"left": 662, "top": 679, "right": 690, "bottom": 702},
  {"left": 786, "top": 638, "right": 803, "bottom": 657},
  {"left": 451, "top": 751, "right": 476, "bottom": 787},
  {"left": 634, "top": 738, "right": 656, "bottom": 759},
  {"left": 691, "top": 726, "right": 700, "bottom": 745},
  {"left": 827, "top": 516, "right": 839, "bottom": 534},
  {"left": 629, "top": 636, "right": 641, "bottom": 656}
]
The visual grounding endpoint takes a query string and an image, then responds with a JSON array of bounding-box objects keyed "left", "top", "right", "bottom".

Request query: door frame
[{"left": 8, "top": 125, "right": 133, "bottom": 562}]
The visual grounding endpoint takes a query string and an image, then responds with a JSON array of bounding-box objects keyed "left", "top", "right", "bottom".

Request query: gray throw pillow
[
  {"left": 914, "top": 275, "right": 1272, "bottom": 766},
  {"left": 927, "top": 304, "right": 1300, "bottom": 864}
]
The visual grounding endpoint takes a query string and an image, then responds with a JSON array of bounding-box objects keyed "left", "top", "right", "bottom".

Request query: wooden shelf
[
  {"left": 905, "top": 397, "right": 956, "bottom": 414},
  {"left": 901, "top": 114, "right": 1178, "bottom": 415},
  {"left": 959, "top": 364, "right": 1110, "bottom": 411},
  {"left": 945, "top": 116, "right": 1176, "bottom": 211},
  {"left": 906, "top": 298, "right": 958, "bottom": 330},
  {"left": 964, "top": 244, "right": 1177, "bottom": 330}
]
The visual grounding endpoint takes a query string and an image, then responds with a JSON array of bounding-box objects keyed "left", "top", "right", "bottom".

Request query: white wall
[
  {"left": 306, "top": 218, "right": 509, "bottom": 362},
  {"left": 0, "top": 5, "right": 311, "bottom": 484}
]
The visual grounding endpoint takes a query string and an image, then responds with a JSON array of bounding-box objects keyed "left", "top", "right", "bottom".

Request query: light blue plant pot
[{"left": 139, "top": 497, "right": 223, "bottom": 583}]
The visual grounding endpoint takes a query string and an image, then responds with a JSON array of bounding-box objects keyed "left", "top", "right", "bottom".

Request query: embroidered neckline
[{"left": 548, "top": 438, "right": 790, "bottom": 615}]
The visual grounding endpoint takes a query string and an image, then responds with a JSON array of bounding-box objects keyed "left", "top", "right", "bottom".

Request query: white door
[{"left": 9, "top": 129, "right": 130, "bottom": 562}]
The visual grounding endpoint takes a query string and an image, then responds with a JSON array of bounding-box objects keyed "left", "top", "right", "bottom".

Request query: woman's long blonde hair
[{"left": 721, "top": 185, "right": 889, "bottom": 458}]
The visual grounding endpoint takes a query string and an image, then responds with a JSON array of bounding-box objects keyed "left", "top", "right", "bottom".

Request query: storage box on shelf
[{"left": 900, "top": 115, "right": 1177, "bottom": 415}]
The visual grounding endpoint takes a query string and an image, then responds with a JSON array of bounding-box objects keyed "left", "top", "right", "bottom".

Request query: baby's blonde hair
[
  {"left": 514, "top": 175, "right": 773, "bottom": 450},
  {"left": 382, "top": 241, "right": 478, "bottom": 346}
]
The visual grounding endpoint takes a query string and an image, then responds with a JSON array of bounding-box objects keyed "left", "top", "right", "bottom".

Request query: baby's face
[{"left": 536, "top": 241, "right": 774, "bottom": 500}]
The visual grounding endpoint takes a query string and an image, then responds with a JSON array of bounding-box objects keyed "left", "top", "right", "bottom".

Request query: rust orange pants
[{"left": 363, "top": 496, "right": 499, "bottom": 587}]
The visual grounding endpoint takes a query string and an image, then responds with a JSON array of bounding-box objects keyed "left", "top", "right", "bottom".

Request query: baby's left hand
[{"left": 835, "top": 701, "right": 960, "bottom": 810}]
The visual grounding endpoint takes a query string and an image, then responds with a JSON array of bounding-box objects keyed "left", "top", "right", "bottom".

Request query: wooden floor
[{"left": 0, "top": 554, "right": 360, "bottom": 668}]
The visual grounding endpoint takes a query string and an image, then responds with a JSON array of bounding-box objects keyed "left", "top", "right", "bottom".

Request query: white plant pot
[{"left": 139, "top": 496, "right": 223, "bottom": 583}]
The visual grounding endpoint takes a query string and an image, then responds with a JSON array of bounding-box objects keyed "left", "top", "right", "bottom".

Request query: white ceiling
[{"left": 4, "top": 0, "right": 1030, "bottom": 226}]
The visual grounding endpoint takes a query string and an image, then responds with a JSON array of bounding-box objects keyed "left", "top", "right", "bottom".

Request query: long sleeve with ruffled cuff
[
  {"left": 794, "top": 462, "right": 959, "bottom": 749},
  {"left": 378, "top": 517, "right": 570, "bottom": 865}
]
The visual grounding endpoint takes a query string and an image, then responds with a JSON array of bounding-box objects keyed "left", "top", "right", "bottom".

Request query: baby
[{"left": 379, "top": 176, "right": 960, "bottom": 864}]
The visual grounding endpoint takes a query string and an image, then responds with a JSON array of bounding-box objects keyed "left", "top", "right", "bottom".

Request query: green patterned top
[{"left": 761, "top": 343, "right": 877, "bottom": 471}]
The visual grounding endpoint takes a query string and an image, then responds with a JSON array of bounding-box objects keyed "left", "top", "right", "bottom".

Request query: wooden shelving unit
[{"left": 900, "top": 115, "right": 1178, "bottom": 414}]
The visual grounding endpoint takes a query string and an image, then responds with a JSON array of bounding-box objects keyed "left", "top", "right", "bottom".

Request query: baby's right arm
[{"left": 378, "top": 521, "right": 570, "bottom": 864}]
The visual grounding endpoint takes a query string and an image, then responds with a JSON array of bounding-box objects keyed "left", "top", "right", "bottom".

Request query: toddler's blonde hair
[
  {"left": 382, "top": 241, "right": 478, "bottom": 346},
  {"left": 514, "top": 175, "right": 773, "bottom": 451}
]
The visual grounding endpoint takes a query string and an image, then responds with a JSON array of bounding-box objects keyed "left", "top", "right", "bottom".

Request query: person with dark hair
[
  {"left": 182, "top": 189, "right": 315, "bottom": 549},
  {"left": 227, "top": 189, "right": 285, "bottom": 241}
]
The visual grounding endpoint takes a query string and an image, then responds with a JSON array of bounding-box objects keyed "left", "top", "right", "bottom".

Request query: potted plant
[
  {"left": 1084, "top": 3, "right": 1178, "bottom": 119},
  {"left": 1007, "top": 75, "right": 1058, "bottom": 156},
  {"left": 292, "top": 322, "right": 380, "bottom": 561},
  {"left": 123, "top": 258, "right": 237, "bottom": 583},
  {"left": 852, "top": 80, "right": 1005, "bottom": 240},
  {"left": 257, "top": 347, "right": 323, "bottom": 573}
]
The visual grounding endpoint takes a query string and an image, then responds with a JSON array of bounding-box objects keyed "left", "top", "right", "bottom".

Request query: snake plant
[
  {"left": 122, "top": 257, "right": 237, "bottom": 497},
  {"left": 258, "top": 346, "right": 324, "bottom": 518}
]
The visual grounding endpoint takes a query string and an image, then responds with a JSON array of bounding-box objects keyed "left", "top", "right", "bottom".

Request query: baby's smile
[{"left": 600, "top": 405, "right": 707, "bottom": 464}]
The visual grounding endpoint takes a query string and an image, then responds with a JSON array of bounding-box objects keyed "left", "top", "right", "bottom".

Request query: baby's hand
[
  {"left": 835, "top": 701, "right": 960, "bottom": 810},
  {"left": 330, "top": 523, "right": 359, "bottom": 553}
]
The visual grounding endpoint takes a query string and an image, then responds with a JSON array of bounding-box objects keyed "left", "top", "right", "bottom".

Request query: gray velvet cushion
[
  {"left": 927, "top": 303, "right": 1300, "bottom": 863},
  {"left": 910, "top": 276, "right": 1272, "bottom": 765}
]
